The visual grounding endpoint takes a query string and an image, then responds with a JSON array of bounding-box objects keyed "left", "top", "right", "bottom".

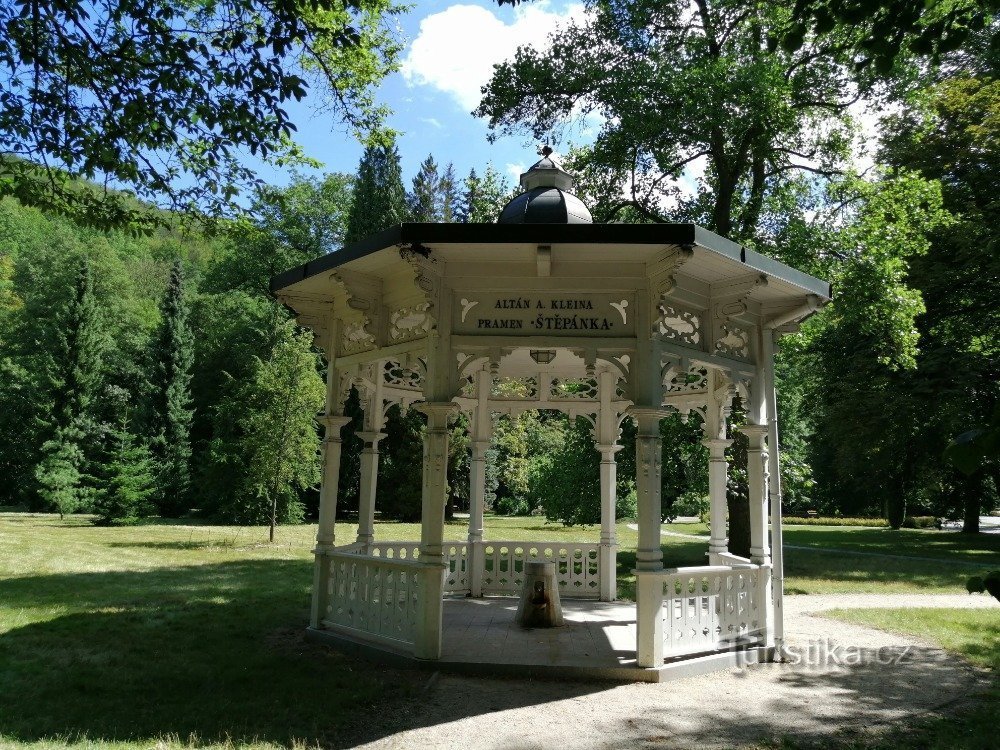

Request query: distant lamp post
[{"left": 529, "top": 349, "right": 556, "bottom": 365}]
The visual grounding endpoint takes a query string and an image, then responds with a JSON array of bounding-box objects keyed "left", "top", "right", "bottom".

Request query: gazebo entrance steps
[{"left": 305, "top": 598, "right": 770, "bottom": 683}]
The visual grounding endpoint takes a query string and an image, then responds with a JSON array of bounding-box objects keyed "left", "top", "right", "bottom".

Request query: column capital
[
  {"left": 595, "top": 443, "right": 624, "bottom": 455},
  {"left": 629, "top": 407, "right": 668, "bottom": 434},
  {"left": 320, "top": 414, "right": 353, "bottom": 433},
  {"left": 737, "top": 424, "right": 768, "bottom": 438},
  {"left": 357, "top": 430, "right": 386, "bottom": 446},
  {"left": 415, "top": 401, "right": 459, "bottom": 424},
  {"left": 702, "top": 438, "right": 733, "bottom": 450}
]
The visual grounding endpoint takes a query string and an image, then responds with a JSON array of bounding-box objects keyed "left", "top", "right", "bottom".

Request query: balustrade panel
[
  {"left": 322, "top": 552, "right": 421, "bottom": 648},
  {"left": 481, "top": 541, "right": 601, "bottom": 598},
  {"left": 661, "top": 565, "right": 763, "bottom": 657}
]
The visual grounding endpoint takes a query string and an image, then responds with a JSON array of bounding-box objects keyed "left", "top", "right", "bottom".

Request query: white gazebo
[{"left": 270, "top": 152, "right": 830, "bottom": 681}]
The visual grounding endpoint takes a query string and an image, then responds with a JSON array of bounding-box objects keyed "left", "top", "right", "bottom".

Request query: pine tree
[
  {"left": 150, "top": 258, "right": 195, "bottom": 517},
  {"left": 408, "top": 154, "right": 441, "bottom": 222},
  {"left": 35, "top": 258, "right": 105, "bottom": 514},
  {"left": 94, "top": 426, "right": 156, "bottom": 525},
  {"left": 344, "top": 140, "right": 407, "bottom": 244},
  {"left": 440, "top": 163, "right": 460, "bottom": 223}
]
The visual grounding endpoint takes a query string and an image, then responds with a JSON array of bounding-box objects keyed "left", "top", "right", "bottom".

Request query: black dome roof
[
  {"left": 498, "top": 186, "right": 593, "bottom": 224},
  {"left": 497, "top": 147, "right": 593, "bottom": 224}
]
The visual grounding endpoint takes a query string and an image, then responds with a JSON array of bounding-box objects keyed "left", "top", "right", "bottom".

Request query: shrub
[
  {"left": 669, "top": 492, "right": 709, "bottom": 522},
  {"left": 782, "top": 516, "right": 889, "bottom": 527},
  {"left": 902, "top": 515, "right": 938, "bottom": 529}
]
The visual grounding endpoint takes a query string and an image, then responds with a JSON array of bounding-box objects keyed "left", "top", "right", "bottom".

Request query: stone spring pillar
[
  {"left": 632, "top": 407, "right": 665, "bottom": 668},
  {"left": 414, "top": 401, "right": 456, "bottom": 659}
]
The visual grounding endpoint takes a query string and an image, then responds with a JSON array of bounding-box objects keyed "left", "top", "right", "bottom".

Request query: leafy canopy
[{"left": 0, "top": 0, "right": 401, "bottom": 231}]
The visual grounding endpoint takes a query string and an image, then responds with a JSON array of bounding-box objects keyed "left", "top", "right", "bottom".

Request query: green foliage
[
  {"left": 458, "top": 164, "right": 512, "bottom": 223},
  {"left": 377, "top": 405, "right": 425, "bottom": 521},
  {"left": 344, "top": 140, "right": 408, "bottom": 244},
  {"left": 901, "top": 515, "right": 938, "bottom": 529},
  {"left": 478, "top": 0, "right": 858, "bottom": 239},
  {"left": 149, "top": 259, "right": 194, "bottom": 516},
  {"left": 408, "top": 154, "right": 442, "bottom": 222},
  {"left": 776, "top": 1, "right": 996, "bottom": 74},
  {"left": 34, "top": 429, "right": 85, "bottom": 518},
  {"left": 201, "top": 321, "right": 325, "bottom": 526},
  {"left": 93, "top": 428, "right": 156, "bottom": 526},
  {"left": 966, "top": 570, "right": 1000, "bottom": 601},
  {"left": 0, "top": 0, "right": 402, "bottom": 231}
]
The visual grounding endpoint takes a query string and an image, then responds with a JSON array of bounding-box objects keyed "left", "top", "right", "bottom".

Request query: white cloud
[
  {"left": 506, "top": 162, "right": 526, "bottom": 182},
  {"left": 419, "top": 117, "right": 443, "bottom": 129},
  {"left": 401, "top": 2, "right": 587, "bottom": 111}
]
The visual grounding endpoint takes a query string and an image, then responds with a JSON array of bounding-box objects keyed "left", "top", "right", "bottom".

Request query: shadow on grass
[
  {"left": 0, "top": 560, "right": 437, "bottom": 747},
  {"left": 105, "top": 540, "right": 240, "bottom": 550}
]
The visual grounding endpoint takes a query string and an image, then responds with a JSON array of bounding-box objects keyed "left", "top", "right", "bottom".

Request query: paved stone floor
[{"left": 440, "top": 597, "right": 638, "bottom": 671}]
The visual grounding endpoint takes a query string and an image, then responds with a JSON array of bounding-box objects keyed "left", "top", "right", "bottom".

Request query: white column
[
  {"left": 633, "top": 407, "right": 665, "bottom": 668},
  {"left": 597, "top": 445, "right": 620, "bottom": 601},
  {"left": 596, "top": 369, "right": 620, "bottom": 602},
  {"left": 704, "top": 438, "right": 732, "bottom": 560},
  {"left": 467, "top": 369, "right": 491, "bottom": 597},
  {"left": 355, "top": 430, "right": 384, "bottom": 549},
  {"left": 311, "top": 405, "right": 352, "bottom": 629},
  {"left": 414, "top": 401, "right": 456, "bottom": 659},
  {"left": 762, "top": 328, "right": 784, "bottom": 652}
]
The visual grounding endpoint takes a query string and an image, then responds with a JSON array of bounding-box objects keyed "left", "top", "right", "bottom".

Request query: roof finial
[{"left": 538, "top": 144, "right": 553, "bottom": 157}]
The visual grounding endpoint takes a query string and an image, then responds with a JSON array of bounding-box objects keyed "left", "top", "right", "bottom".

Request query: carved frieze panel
[
  {"left": 653, "top": 303, "right": 702, "bottom": 348},
  {"left": 714, "top": 323, "right": 751, "bottom": 360},
  {"left": 388, "top": 302, "right": 432, "bottom": 343},
  {"left": 383, "top": 360, "right": 423, "bottom": 391},
  {"left": 550, "top": 377, "right": 599, "bottom": 400},
  {"left": 341, "top": 320, "right": 377, "bottom": 355},
  {"left": 665, "top": 365, "right": 710, "bottom": 394}
]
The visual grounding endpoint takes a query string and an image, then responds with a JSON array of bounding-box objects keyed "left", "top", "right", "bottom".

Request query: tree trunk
[{"left": 962, "top": 473, "right": 981, "bottom": 533}]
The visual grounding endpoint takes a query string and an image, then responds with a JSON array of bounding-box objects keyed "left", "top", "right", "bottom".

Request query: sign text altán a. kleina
[{"left": 454, "top": 293, "right": 635, "bottom": 336}]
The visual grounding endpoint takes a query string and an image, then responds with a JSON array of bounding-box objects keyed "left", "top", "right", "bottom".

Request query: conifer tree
[
  {"left": 344, "top": 139, "right": 407, "bottom": 244},
  {"left": 35, "top": 258, "right": 105, "bottom": 514},
  {"left": 440, "top": 163, "right": 460, "bottom": 223},
  {"left": 94, "top": 425, "right": 156, "bottom": 525},
  {"left": 408, "top": 154, "right": 441, "bottom": 222},
  {"left": 150, "top": 259, "right": 195, "bottom": 517}
]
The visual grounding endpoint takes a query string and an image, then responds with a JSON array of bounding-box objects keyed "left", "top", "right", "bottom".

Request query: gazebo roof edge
[{"left": 269, "top": 222, "right": 832, "bottom": 299}]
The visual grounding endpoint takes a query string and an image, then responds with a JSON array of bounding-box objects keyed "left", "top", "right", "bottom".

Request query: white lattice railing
[
  {"left": 481, "top": 541, "right": 602, "bottom": 598},
  {"left": 348, "top": 541, "right": 470, "bottom": 594},
  {"left": 661, "top": 564, "right": 763, "bottom": 657},
  {"left": 323, "top": 551, "right": 421, "bottom": 649}
]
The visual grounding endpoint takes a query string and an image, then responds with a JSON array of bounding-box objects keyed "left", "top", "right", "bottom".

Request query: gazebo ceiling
[{"left": 269, "top": 222, "right": 831, "bottom": 305}]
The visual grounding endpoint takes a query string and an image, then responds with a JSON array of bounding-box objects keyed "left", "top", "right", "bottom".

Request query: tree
[
  {"left": 440, "top": 163, "right": 460, "bottom": 223},
  {"left": 881, "top": 75, "right": 1000, "bottom": 530},
  {"left": 150, "top": 258, "right": 195, "bottom": 517},
  {"left": 93, "top": 427, "right": 156, "bottom": 526},
  {"left": 201, "top": 320, "right": 325, "bottom": 531},
  {"left": 458, "top": 165, "right": 511, "bottom": 223},
  {"left": 776, "top": 1, "right": 997, "bottom": 74},
  {"left": 34, "top": 432, "right": 84, "bottom": 518},
  {"left": 344, "top": 140, "right": 407, "bottom": 244},
  {"left": 408, "top": 154, "right": 442, "bottom": 222},
  {"left": 0, "top": 0, "right": 402, "bottom": 231},
  {"left": 478, "top": 0, "right": 859, "bottom": 240}
]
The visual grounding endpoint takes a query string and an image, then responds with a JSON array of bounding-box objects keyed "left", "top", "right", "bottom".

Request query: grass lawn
[
  {"left": 1, "top": 512, "right": 998, "bottom": 748},
  {"left": 814, "top": 607, "right": 1000, "bottom": 749}
]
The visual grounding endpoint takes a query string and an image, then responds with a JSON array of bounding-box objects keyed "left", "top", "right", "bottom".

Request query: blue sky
[{"left": 257, "top": 0, "right": 594, "bottom": 192}]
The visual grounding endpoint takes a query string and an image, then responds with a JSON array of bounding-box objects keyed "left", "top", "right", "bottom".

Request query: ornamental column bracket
[
  {"left": 332, "top": 269, "right": 383, "bottom": 353},
  {"left": 400, "top": 245, "right": 442, "bottom": 323},
  {"left": 650, "top": 244, "right": 694, "bottom": 333}
]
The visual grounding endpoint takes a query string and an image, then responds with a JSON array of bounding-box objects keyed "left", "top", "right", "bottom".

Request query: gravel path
[{"left": 339, "top": 594, "right": 997, "bottom": 750}]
